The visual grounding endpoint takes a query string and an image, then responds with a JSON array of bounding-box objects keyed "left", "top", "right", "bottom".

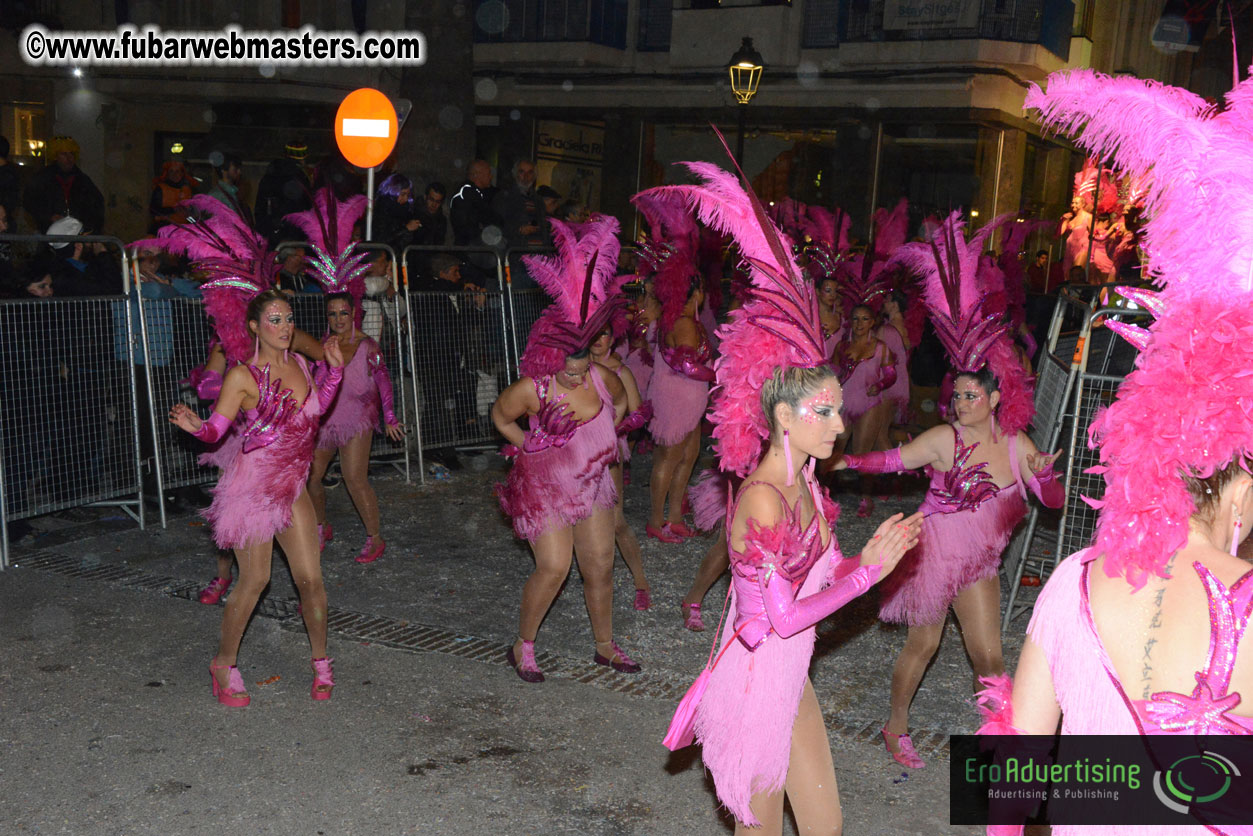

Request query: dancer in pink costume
[
  {"left": 171, "top": 288, "right": 344, "bottom": 706},
  {"left": 838, "top": 213, "right": 1064, "bottom": 769},
  {"left": 974, "top": 66, "right": 1253, "bottom": 836},
  {"left": 622, "top": 275, "right": 658, "bottom": 407},
  {"left": 647, "top": 139, "right": 921, "bottom": 834},
  {"left": 493, "top": 214, "right": 638, "bottom": 683},
  {"left": 589, "top": 325, "right": 653, "bottom": 610},
  {"left": 285, "top": 191, "right": 405, "bottom": 564},
  {"left": 633, "top": 192, "right": 714, "bottom": 544}
]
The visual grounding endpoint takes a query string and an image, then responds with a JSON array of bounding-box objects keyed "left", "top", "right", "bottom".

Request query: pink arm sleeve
[
  {"left": 875, "top": 364, "right": 897, "bottom": 391},
  {"left": 314, "top": 364, "right": 343, "bottom": 409},
  {"left": 1027, "top": 468, "right": 1064, "bottom": 508},
  {"left": 191, "top": 411, "right": 232, "bottom": 443},
  {"left": 367, "top": 349, "right": 399, "bottom": 426},
  {"left": 193, "top": 369, "right": 223, "bottom": 402},
  {"left": 756, "top": 562, "right": 881, "bottom": 640},
  {"left": 842, "top": 448, "right": 904, "bottom": 474}
]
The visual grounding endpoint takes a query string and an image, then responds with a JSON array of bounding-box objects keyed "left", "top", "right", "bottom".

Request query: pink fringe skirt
[
  {"left": 695, "top": 549, "right": 831, "bottom": 826},
  {"left": 198, "top": 426, "right": 243, "bottom": 472},
  {"left": 317, "top": 347, "right": 379, "bottom": 449},
  {"left": 647, "top": 357, "right": 708, "bottom": 446},
  {"left": 204, "top": 411, "right": 318, "bottom": 549},
  {"left": 878, "top": 489, "right": 1026, "bottom": 625}
]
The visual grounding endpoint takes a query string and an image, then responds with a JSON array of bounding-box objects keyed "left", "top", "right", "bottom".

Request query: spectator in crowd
[
  {"left": 254, "top": 140, "right": 313, "bottom": 247},
  {"left": 413, "top": 182, "right": 449, "bottom": 247},
  {"left": 0, "top": 135, "right": 19, "bottom": 232},
  {"left": 149, "top": 159, "right": 198, "bottom": 232},
  {"left": 206, "top": 153, "right": 246, "bottom": 212},
  {"left": 274, "top": 244, "right": 318, "bottom": 293},
  {"left": 554, "top": 200, "right": 590, "bottom": 224},
  {"left": 1, "top": 255, "right": 53, "bottom": 299},
  {"left": 312, "top": 153, "right": 362, "bottom": 203},
  {"left": 449, "top": 159, "right": 501, "bottom": 288},
  {"left": 46, "top": 216, "right": 122, "bottom": 296},
  {"left": 361, "top": 249, "right": 406, "bottom": 344},
  {"left": 493, "top": 158, "right": 546, "bottom": 291},
  {"left": 0, "top": 203, "right": 12, "bottom": 288},
  {"left": 24, "top": 136, "right": 105, "bottom": 234},
  {"left": 371, "top": 172, "right": 421, "bottom": 254},
  {"left": 537, "top": 185, "right": 562, "bottom": 217}
]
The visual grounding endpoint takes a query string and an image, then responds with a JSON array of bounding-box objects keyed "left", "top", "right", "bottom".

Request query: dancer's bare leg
[
  {"left": 611, "top": 464, "right": 648, "bottom": 592},
  {"left": 682, "top": 532, "right": 728, "bottom": 608},
  {"left": 739, "top": 680, "right": 842, "bottom": 836},
  {"left": 951, "top": 576, "right": 1005, "bottom": 691},
  {"left": 514, "top": 524, "right": 575, "bottom": 655},
  {"left": 572, "top": 506, "right": 617, "bottom": 647},
  {"left": 665, "top": 426, "right": 702, "bottom": 526},
  {"left": 885, "top": 620, "right": 945, "bottom": 742},
  {"left": 306, "top": 447, "right": 336, "bottom": 524},
  {"left": 274, "top": 490, "right": 328, "bottom": 658},
  {"left": 214, "top": 551, "right": 234, "bottom": 580},
  {"left": 648, "top": 442, "right": 680, "bottom": 529},
  {"left": 340, "top": 430, "right": 381, "bottom": 540},
  {"left": 212, "top": 539, "right": 273, "bottom": 689}
]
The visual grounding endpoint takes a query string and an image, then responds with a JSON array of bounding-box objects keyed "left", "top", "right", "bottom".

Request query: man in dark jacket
[
  {"left": 448, "top": 160, "right": 501, "bottom": 289},
  {"left": 24, "top": 136, "right": 105, "bottom": 234},
  {"left": 254, "top": 141, "right": 313, "bottom": 247}
]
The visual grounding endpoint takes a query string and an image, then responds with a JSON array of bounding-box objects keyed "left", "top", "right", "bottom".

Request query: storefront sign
[
  {"left": 884, "top": 0, "right": 980, "bottom": 31},
  {"left": 535, "top": 119, "right": 605, "bottom": 210}
]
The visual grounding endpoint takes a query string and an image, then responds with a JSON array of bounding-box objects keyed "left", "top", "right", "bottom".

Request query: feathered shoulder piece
[
  {"left": 285, "top": 188, "right": 370, "bottom": 314},
  {"left": 890, "top": 212, "right": 1034, "bottom": 435},
  {"left": 519, "top": 213, "right": 628, "bottom": 378},
  {"left": 632, "top": 190, "right": 699, "bottom": 333},
  {"left": 133, "top": 195, "right": 276, "bottom": 366},
  {"left": 637, "top": 128, "right": 826, "bottom": 476},
  {"left": 1026, "top": 67, "right": 1253, "bottom": 587}
]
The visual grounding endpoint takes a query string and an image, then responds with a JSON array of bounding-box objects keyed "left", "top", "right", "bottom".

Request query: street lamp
[{"left": 727, "top": 37, "right": 763, "bottom": 167}]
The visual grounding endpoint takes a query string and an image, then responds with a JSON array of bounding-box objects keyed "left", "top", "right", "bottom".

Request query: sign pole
[{"left": 366, "top": 166, "right": 375, "bottom": 241}]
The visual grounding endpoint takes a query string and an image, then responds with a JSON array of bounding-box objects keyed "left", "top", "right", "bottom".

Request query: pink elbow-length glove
[
  {"left": 663, "top": 345, "right": 716, "bottom": 383},
  {"left": 191, "top": 412, "right": 233, "bottom": 443},
  {"left": 616, "top": 401, "right": 653, "bottom": 436},
  {"left": 313, "top": 364, "right": 344, "bottom": 412},
  {"left": 185, "top": 367, "right": 223, "bottom": 402},
  {"left": 842, "top": 448, "right": 905, "bottom": 474},
  {"left": 367, "top": 348, "right": 399, "bottom": 427},
  {"left": 1027, "top": 467, "right": 1064, "bottom": 508},
  {"left": 873, "top": 364, "right": 897, "bottom": 393},
  {"left": 738, "top": 562, "right": 881, "bottom": 648}
]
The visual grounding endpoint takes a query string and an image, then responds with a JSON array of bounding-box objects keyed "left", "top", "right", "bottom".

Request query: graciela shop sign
[
  {"left": 535, "top": 119, "right": 605, "bottom": 211},
  {"left": 884, "top": 0, "right": 980, "bottom": 30},
  {"left": 951, "top": 735, "right": 1253, "bottom": 828}
]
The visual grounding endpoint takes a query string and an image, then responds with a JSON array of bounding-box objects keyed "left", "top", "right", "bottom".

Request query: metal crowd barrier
[
  {"left": 0, "top": 233, "right": 140, "bottom": 570},
  {"left": 1001, "top": 284, "right": 1153, "bottom": 630}
]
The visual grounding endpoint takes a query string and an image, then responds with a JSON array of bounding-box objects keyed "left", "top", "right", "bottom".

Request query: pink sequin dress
[
  {"left": 876, "top": 324, "right": 910, "bottom": 422},
  {"left": 315, "top": 336, "right": 397, "bottom": 449},
  {"left": 204, "top": 355, "right": 337, "bottom": 549},
  {"left": 879, "top": 427, "right": 1028, "bottom": 625},
  {"left": 1022, "top": 550, "right": 1253, "bottom": 835},
  {"left": 497, "top": 370, "right": 618, "bottom": 541},
  {"left": 647, "top": 321, "right": 713, "bottom": 445},
  {"left": 836, "top": 340, "right": 889, "bottom": 424},
  {"left": 695, "top": 470, "right": 878, "bottom": 825}
]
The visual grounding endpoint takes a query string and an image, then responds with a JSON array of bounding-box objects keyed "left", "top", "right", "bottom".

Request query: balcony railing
[
  {"left": 840, "top": 0, "right": 1074, "bottom": 59},
  {"left": 474, "top": 0, "right": 629, "bottom": 49}
]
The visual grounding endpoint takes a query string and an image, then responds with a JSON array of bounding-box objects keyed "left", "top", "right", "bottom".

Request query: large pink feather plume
[
  {"left": 638, "top": 130, "right": 826, "bottom": 476},
  {"left": 132, "top": 195, "right": 276, "bottom": 366},
  {"left": 872, "top": 198, "right": 910, "bottom": 260},
  {"left": 632, "top": 190, "right": 700, "bottom": 332},
  {"left": 518, "top": 214, "right": 628, "bottom": 378},
  {"left": 1027, "top": 67, "right": 1253, "bottom": 586},
  {"left": 284, "top": 188, "right": 370, "bottom": 324}
]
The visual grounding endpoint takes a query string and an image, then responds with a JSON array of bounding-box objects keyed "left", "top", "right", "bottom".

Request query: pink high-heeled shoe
[
  {"left": 317, "top": 522, "right": 334, "bottom": 552},
  {"left": 355, "top": 535, "right": 384, "bottom": 564},
  {"left": 856, "top": 497, "right": 875, "bottom": 518},
  {"left": 506, "top": 640, "right": 544, "bottom": 683},
  {"left": 881, "top": 728, "right": 925, "bottom": 769},
  {"left": 645, "top": 523, "right": 684, "bottom": 544},
  {"left": 682, "top": 603, "right": 706, "bottom": 632},
  {"left": 198, "top": 576, "right": 232, "bottom": 605},
  {"left": 311, "top": 657, "right": 335, "bottom": 701},
  {"left": 209, "top": 660, "right": 249, "bottom": 707},
  {"left": 633, "top": 588, "right": 652, "bottom": 611},
  {"left": 594, "top": 640, "right": 642, "bottom": 673},
  {"left": 668, "top": 520, "right": 697, "bottom": 538}
]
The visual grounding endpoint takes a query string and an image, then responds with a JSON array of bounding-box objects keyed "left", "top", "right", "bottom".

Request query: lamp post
[{"left": 727, "top": 37, "right": 763, "bottom": 167}]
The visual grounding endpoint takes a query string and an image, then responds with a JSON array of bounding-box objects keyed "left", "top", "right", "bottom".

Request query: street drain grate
[{"left": 14, "top": 549, "right": 949, "bottom": 754}]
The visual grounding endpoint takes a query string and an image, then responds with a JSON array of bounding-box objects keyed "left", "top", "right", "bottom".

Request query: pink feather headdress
[
  {"left": 1026, "top": 67, "right": 1253, "bottom": 588},
  {"left": 639, "top": 133, "right": 827, "bottom": 477},
  {"left": 133, "top": 195, "right": 277, "bottom": 366},
  {"left": 632, "top": 190, "right": 700, "bottom": 333},
  {"left": 800, "top": 205, "right": 851, "bottom": 281},
  {"left": 890, "top": 212, "right": 1034, "bottom": 436},
  {"left": 518, "top": 213, "right": 628, "bottom": 378},
  {"left": 1073, "top": 157, "right": 1121, "bottom": 215},
  {"left": 285, "top": 188, "right": 370, "bottom": 324}
]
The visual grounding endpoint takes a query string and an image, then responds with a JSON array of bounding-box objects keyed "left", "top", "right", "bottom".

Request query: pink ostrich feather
[
  {"left": 638, "top": 130, "right": 826, "bottom": 476},
  {"left": 801, "top": 206, "right": 851, "bottom": 281},
  {"left": 1027, "top": 67, "right": 1253, "bottom": 585},
  {"left": 133, "top": 195, "right": 277, "bottom": 366},
  {"left": 872, "top": 198, "right": 910, "bottom": 261},
  {"left": 284, "top": 189, "right": 370, "bottom": 319},
  {"left": 519, "top": 214, "right": 628, "bottom": 378},
  {"left": 632, "top": 190, "right": 700, "bottom": 331}
]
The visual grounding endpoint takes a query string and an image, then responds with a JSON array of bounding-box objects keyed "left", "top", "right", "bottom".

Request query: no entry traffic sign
[{"left": 335, "top": 88, "right": 398, "bottom": 169}]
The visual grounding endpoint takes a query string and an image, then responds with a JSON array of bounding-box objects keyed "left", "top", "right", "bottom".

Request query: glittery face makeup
[
  {"left": 795, "top": 386, "right": 841, "bottom": 425},
  {"left": 849, "top": 307, "right": 874, "bottom": 337},
  {"left": 952, "top": 377, "right": 993, "bottom": 425},
  {"left": 326, "top": 300, "right": 353, "bottom": 335},
  {"left": 819, "top": 280, "right": 839, "bottom": 307},
  {"left": 787, "top": 379, "right": 845, "bottom": 460},
  {"left": 256, "top": 301, "right": 294, "bottom": 349},
  {"left": 558, "top": 357, "right": 592, "bottom": 389}
]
